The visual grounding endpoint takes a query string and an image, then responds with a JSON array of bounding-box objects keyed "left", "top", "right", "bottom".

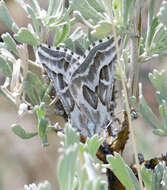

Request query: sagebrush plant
[{"left": 1, "top": 0, "right": 167, "bottom": 189}]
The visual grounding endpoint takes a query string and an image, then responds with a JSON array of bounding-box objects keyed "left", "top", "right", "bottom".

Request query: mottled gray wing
[
  {"left": 69, "top": 36, "right": 120, "bottom": 137},
  {"left": 37, "top": 35, "right": 120, "bottom": 137},
  {"left": 37, "top": 45, "right": 81, "bottom": 114}
]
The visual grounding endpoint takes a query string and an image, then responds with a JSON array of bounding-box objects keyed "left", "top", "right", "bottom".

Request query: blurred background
[{"left": 0, "top": 0, "right": 166, "bottom": 190}]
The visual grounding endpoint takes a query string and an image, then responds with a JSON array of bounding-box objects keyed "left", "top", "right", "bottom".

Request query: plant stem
[
  {"left": 129, "top": 35, "right": 140, "bottom": 97},
  {"left": 110, "top": 5, "right": 144, "bottom": 190}
]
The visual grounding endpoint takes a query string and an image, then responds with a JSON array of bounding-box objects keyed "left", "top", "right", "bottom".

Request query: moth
[{"left": 37, "top": 35, "right": 120, "bottom": 138}]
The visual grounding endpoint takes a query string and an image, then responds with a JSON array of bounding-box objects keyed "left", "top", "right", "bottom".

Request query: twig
[{"left": 110, "top": 4, "right": 144, "bottom": 190}]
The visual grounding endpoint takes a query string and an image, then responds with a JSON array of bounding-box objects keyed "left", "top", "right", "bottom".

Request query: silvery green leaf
[
  {"left": 149, "top": 70, "right": 167, "bottom": 102},
  {"left": 1, "top": 32, "right": 19, "bottom": 56},
  {"left": 11, "top": 124, "right": 37, "bottom": 139},
  {"left": 34, "top": 102, "right": 45, "bottom": 121},
  {"left": 38, "top": 117, "right": 49, "bottom": 140},
  {"left": 146, "top": 17, "right": 159, "bottom": 51},
  {"left": 23, "top": 71, "right": 46, "bottom": 105},
  {"left": 71, "top": 0, "right": 104, "bottom": 24},
  {"left": 107, "top": 153, "right": 140, "bottom": 190},
  {"left": 122, "top": 0, "right": 135, "bottom": 26},
  {"left": 53, "top": 23, "right": 70, "bottom": 46},
  {"left": 155, "top": 91, "right": 165, "bottom": 105},
  {"left": 86, "top": 135, "right": 102, "bottom": 157},
  {"left": 48, "top": 0, "right": 63, "bottom": 17},
  {"left": 0, "top": 42, "right": 7, "bottom": 49},
  {"left": 151, "top": 161, "right": 167, "bottom": 190},
  {"left": 63, "top": 124, "right": 80, "bottom": 148},
  {"left": 88, "top": 0, "right": 105, "bottom": 12},
  {"left": 152, "top": 129, "right": 167, "bottom": 136},
  {"left": 0, "top": 55, "right": 12, "bottom": 79},
  {"left": 63, "top": 38, "right": 75, "bottom": 52},
  {"left": 14, "top": 28, "right": 39, "bottom": 46},
  {"left": 159, "top": 100, "right": 167, "bottom": 134},
  {"left": 145, "top": 0, "right": 156, "bottom": 50},
  {"left": 0, "top": 0, "right": 19, "bottom": 33},
  {"left": 84, "top": 152, "right": 96, "bottom": 180},
  {"left": 157, "top": 1, "right": 167, "bottom": 26},
  {"left": 26, "top": 5, "right": 40, "bottom": 35},
  {"left": 57, "top": 144, "right": 79, "bottom": 190},
  {"left": 141, "top": 167, "right": 152, "bottom": 190},
  {"left": 29, "top": 0, "right": 41, "bottom": 13},
  {"left": 139, "top": 83, "right": 163, "bottom": 130},
  {"left": 91, "top": 21, "right": 113, "bottom": 38},
  {"left": 151, "top": 23, "right": 166, "bottom": 47}
]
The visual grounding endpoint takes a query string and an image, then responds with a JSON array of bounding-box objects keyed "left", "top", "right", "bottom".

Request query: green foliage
[
  {"left": 141, "top": 161, "right": 167, "bottom": 190},
  {"left": 23, "top": 72, "right": 46, "bottom": 105},
  {"left": 11, "top": 124, "right": 38, "bottom": 139},
  {"left": 1, "top": 32, "right": 19, "bottom": 56},
  {"left": 57, "top": 124, "right": 106, "bottom": 190},
  {"left": 0, "top": 0, "right": 19, "bottom": 33},
  {"left": 139, "top": 70, "right": 167, "bottom": 136},
  {"left": 82, "top": 135, "right": 103, "bottom": 157},
  {"left": 107, "top": 153, "right": 140, "bottom": 190},
  {"left": 0, "top": 0, "right": 167, "bottom": 189},
  {"left": 0, "top": 55, "right": 12, "bottom": 79},
  {"left": 14, "top": 27, "right": 40, "bottom": 46}
]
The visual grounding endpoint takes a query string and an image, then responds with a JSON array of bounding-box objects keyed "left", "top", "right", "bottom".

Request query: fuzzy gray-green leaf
[
  {"left": 63, "top": 124, "right": 80, "bottom": 148},
  {"left": 122, "top": 0, "right": 134, "bottom": 26},
  {"left": 91, "top": 21, "right": 112, "bottom": 38},
  {"left": 53, "top": 23, "right": 70, "bottom": 46},
  {"left": 34, "top": 102, "right": 45, "bottom": 121},
  {"left": 107, "top": 153, "right": 140, "bottom": 190},
  {"left": 26, "top": 5, "right": 40, "bottom": 35},
  {"left": 141, "top": 167, "right": 152, "bottom": 190},
  {"left": 139, "top": 83, "right": 163, "bottom": 130},
  {"left": 152, "top": 129, "right": 167, "bottom": 136},
  {"left": 149, "top": 70, "right": 167, "bottom": 102},
  {"left": 71, "top": 0, "right": 104, "bottom": 24},
  {"left": 0, "top": 56, "right": 12, "bottom": 79},
  {"left": 1, "top": 32, "right": 19, "bottom": 56},
  {"left": 86, "top": 135, "right": 102, "bottom": 156},
  {"left": 29, "top": 0, "right": 41, "bottom": 13},
  {"left": 0, "top": 0, "right": 19, "bottom": 33},
  {"left": 11, "top": 124, "right": 37, "bottom": 139},
  {"left": 157, "top": 1, "right": 167, "bottom": 26},
  {"left": 14, "top": 28, "right": 39, "bottom": 46},
  {"left": 48, "top": 0, "right": 63, "bottom": 16},
  {"left": 57, "top": 144, "right": 79, "bottom": 190},
  {"left": 23, "top": 71, "right": 46, "bottom": 105},
  {"left": 159, "top": 101, "right": 167, "bottom": 134},
  {"left": 38, "top": 117, "right": 49, "bottom": 139}
]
